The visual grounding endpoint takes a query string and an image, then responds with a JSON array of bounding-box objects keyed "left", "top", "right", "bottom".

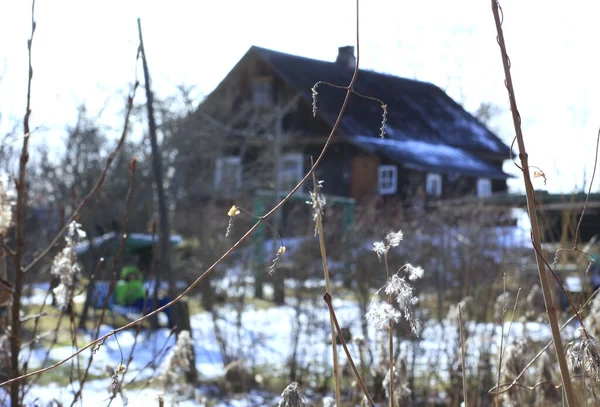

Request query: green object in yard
[{"left": 114, "top": 266, "right": 146, "bottom": 306}]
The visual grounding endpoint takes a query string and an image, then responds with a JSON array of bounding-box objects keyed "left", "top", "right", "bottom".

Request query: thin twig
[
  {"left": 574, "top": 126, "right": 600, "bottom": 250},
  {"left": 490, "top": 287, "right": 600, "bottom": 394},
  {"left": 22, "top": 78, "right": 140, "bottom": 274},
  {"left": 531, "top": 239, "right": 587, "bottom": 333},
  {"left": 324, "top": 292, "right": 375, "bottom": 407},
  {"left": 490, "top": 1, "right": 575, "bottom": 404},
  {"left": 0, "top": 0, "right": 366, "bottom": 388},
  {"left": 502, "top": 288, "right": 522, "bottom": 357},
  {"left": 495, "top": 274, "right": 506, "bottom": 407},
  {"left": 71, "top": 159, "right": 137, "bottom": 407},
  {"left": 0, "top": 236, "right": 15, "bottom": 258},
  {"left": 458, "top": 304, "right": 468, "bottom": 407}
]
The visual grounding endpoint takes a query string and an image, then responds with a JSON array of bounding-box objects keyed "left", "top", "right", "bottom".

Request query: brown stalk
[
  {"left": 490, "top": 1, "right": 576, "bottom": 404},
  {"left": 311, "top": 164, "right": 342, "bottom": 404},
  {"left": 9, "top": 1, "right": 36, "bottom": 405},
  {"left": 494, "top": 274, "right": 506, "bottom": 407},
  {"left": 458, "top": 305, "right": 468, "bottom": 407},
  {"left": 383, "top": 252, "right": 395, "bottom": 407},
  {"left": 324, "top": 292, "right": 375, "bottom": 407}
]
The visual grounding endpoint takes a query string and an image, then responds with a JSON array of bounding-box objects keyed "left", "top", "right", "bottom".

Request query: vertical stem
[
  {"left": 490, "top": 1, "right": 575, "bottom": 405},
  {"left": 324, "top": 292, "right": 375, "bottom": 407},
  {"left": 312, "top": 171, "right": 342, "bottom": 405},
  {"left": 458, "top": 305, "right": 468, "bottom": 407},
  {"left": 384, "top": 253, "right": 395, "bottom": 407},
  {"left": 495, "top": 274, "right": 506, "bottom": 407},
  {"left": 11, "top": 2, "right": 35, "bottom": 406}
]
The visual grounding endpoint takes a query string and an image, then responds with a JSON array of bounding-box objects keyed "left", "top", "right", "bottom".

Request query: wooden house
[{"left": 173, "top": 45, "right": 510, "bottom": 207}]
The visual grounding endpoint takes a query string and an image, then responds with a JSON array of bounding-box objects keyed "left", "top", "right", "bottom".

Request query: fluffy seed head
[
  {"left": 567, "top": 327, "right": 600, "bottom": 381},
  {"left": 366, "top": 300, "right": 402, "bottom": 331},
  {"left": 385, "top": 230, "right": 403, "bottom": 247},
  {"left": 372, "top": 241, "right": 387, "bottom": 260},
  {"left": 0, "top": 177, "right": 14, "bottom": 236},
  {"left": 278, "top": 382, "right": 305, "bottom": 407}
]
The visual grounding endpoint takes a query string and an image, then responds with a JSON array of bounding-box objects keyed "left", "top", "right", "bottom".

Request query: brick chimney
[{"left": 336, "top": 46, "right": 355, "bottom": 70}]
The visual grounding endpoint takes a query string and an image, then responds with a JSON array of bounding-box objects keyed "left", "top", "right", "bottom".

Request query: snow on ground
[{"left": 13, "top": 278, "right": 577, "bottom": 406}]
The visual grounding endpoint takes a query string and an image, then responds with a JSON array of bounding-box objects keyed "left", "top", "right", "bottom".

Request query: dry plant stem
[
  {"left": 311, "top": 169, "right": 342, "bottom": 404},
  {"left": 458, "top": 305, "right": 468, "bottom": 407},
  {"left": 10, "top": 2, "right": 35, "bottom": 406},
  {"left": 496, "top": 374, "right": 591, "bottom": 393},
  {"left": 324, "top": 292, "right": 375, "bottom": 407},
  {"left": 574, "top": 127, "right": 600, "bottom": 250},
  {"left": 71, "top": 160, "right": 137, "bottom": 407},
  {"left": 490, "top": 1, "right": 575, "bottom": 404},
  {"left": 384, "top": 252, "right": 395, "bottom": 407},
  {"left": 531, "top": 243, "right": 587, "bottom": 331},
  {"left": 491, "top": 287, "right": 600, "bottom": 395},
  {"left": 22, "top": 82, "right": 139, "bottom": 274},
  {"left": 503, "top": 288, "right": 521, "bottom": 355},
  {"left": 1, "top": 0, "right": 363, "bottom": 387},
  {"left": 495, "top": 274, "right": 506, "bottom": 407}
]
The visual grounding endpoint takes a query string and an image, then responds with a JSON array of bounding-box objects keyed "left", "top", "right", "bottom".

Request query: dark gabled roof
[
  {"left": 249, "top": 46, "right": 510, "bottom": 175},
  {"left": 252, "top": 46, "right": 508, "bottom": 153}
]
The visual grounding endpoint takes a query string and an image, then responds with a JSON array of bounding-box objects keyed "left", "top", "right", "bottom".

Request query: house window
[
  {"left": 378, "top": 165, "right": 397, "bottom": 195},
  {"left": 278, "top": 153, "right": 303, "bottom": 192},
  {"left": 426, "top": 173, "right": 442, "bottom": 197},
  {"left": 477, "top": 178, "right": 492, "bottom": 197},
  {"left": 252, "top": 76, "right": 272, "bottom": 106},
  {"left": 215, "top": 156, "right": 242, "bottom": 195}
]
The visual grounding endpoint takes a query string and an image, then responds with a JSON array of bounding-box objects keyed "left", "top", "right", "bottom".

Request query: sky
[{"left": 1, "top": 0, "right": 600, "bottom": 194}]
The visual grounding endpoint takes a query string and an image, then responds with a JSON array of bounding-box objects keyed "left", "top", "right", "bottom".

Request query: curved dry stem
[
  {"left": 574, "top": 125, "right": 600, "bottom": 250},
  {"left": 530, "top": 238, "right": 587, "bottom": 335},
  {"left": 1, "top": 0, "right": 367, "bottom": 388},
  {"left": 324, "top": 292, "right": 375, "bottom": 407}
]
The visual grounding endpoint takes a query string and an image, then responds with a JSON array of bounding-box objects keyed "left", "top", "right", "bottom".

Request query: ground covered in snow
[{"left": 4, "top": 281, "right": 577, "bottom": 406}]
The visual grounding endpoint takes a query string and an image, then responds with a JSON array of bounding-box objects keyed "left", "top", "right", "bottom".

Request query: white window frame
[
  {"left": 477, "top": 178, "right": 492, "bottom": 197},
  {"left": 426, "top": 173, "right": 442, "bottom": 197},
  {"left": 215, "top": 156, "right": 242, "bottom": 191},
  {"left": 252, "top": 76, "right": 272, "bottom": 106},
  {"left": 278, "top": 153, "right": 304, "bottom": 192},
  {"left": 378, "top": 165, "right": 398, "bottom": 195}
]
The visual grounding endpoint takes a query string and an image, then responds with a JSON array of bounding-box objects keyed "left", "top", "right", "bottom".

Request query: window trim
[
  {"left": 426, "top": 173, "right": 442, "bottom": 197},
  {"left": 378, "top": 165, "right": 398, "bottom": 195},
  {"left": 477, "top": 177, "right": 492, "bottom": 197},
  {"left": 215, "top": 156, "right": 242, "bottom": 191}
]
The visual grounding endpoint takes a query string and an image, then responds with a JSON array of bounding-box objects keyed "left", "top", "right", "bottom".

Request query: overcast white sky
[{"left": 1, "top": 0, "right": 600, "bottom": 194}]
